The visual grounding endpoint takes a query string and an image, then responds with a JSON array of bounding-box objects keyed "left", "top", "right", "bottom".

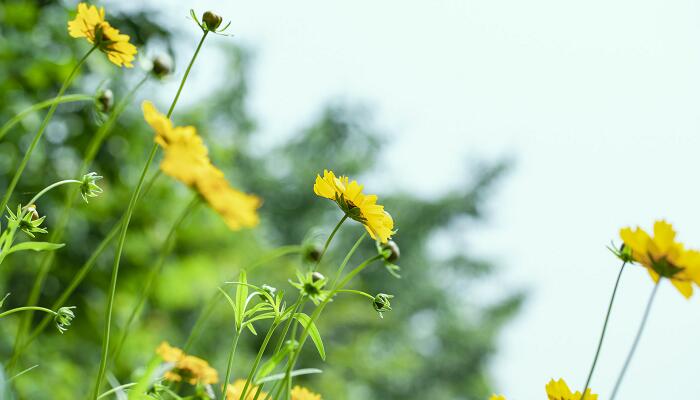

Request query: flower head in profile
[
  {"left": 67, "top": 3, "right": 137, "bottom": 67},
  {"left": 142, "top": 101, "right": 261, "bottom": 230},
  {"left": 291, "top": 385, "right": 322, "bottom": 400},
  {"left": 313, "top": 170, "right": 394, "bottom": 243},
  {"left": 545, "top": 378, "right": 596, "bottom": 400},
  {"left": 620, "top": 220, "right": 700, "bottom": 298},
  {"left": 225, "top": 379, "right": 267, "bottom": 400},
  {"left": 156, "top": 341, "right": 218, "bottom": 385}
]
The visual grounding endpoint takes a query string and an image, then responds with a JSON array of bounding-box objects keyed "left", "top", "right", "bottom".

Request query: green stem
[
  {"left": 580, "top": 261, "right": 626, "bottom": 399},
  {"left": 0, "top": 94, "right": 95, "bottom": 142},
  {"left": 335, "top": 289, "right": 375, "bottom": 300},
  {"left": 11, "top": 76, "right": 150, "bottom": 366},
  {"left": 111, "top": 195, "right": 200, "bottom": 364},
  {"left": 17, "top": 172, "right": 161, "bottom": 357},
  {"left": 0, "top": 46, "right": 96, "bottom": 215},
  {"left": 312, "top": 214, "right": 348, "bottom": 271},
  {"left": 221, "top": 327, "right": 242, "bottom": 398},
  {"left": 609, "top": 279, "right": 661, "bottom": 400},
  {"left": 331, "top": 233, "right": 367, "bottom": 287},
  {"left": 0, "top": 306, "right": 56, "bottom": 319},
  {"left": 91, "top": 31, "right": 209, "bottom": 399},
  {"left": 25, "top": 179, "right": 81, "bottom": 207},
  {"left": 239, "top": 321, "right": 280, "bottom": 400}
]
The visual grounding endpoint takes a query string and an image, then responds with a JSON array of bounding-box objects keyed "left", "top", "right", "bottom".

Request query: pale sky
[{"left": 127, "top": 1, "right": 700, "bottom": 398}]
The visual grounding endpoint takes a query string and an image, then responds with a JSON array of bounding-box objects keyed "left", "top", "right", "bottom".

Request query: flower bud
[
  {"left": 303, "top": 243, "right": 322, "bottom": 263},
  {"left": 380, "top": 240, "right": 400, "bottom": 263},
  {"left": 373, "top": 293, "right": 394, "bottom": 318},
  {"left": 25, "top": 204, "right": 40, "bottom": 221},
  {"left": 55, "top": 306, "right": 76, "bottom": 334},
  {"left": 80, "top": 172, "right": 104, "bottom": 203},
  {"left": 96, "top": 89, "right": 113, "bottom": 113},
  {"left": 151, "top": 54, "right": 173, "bottom": 79},
  {"left": 258, "top": 284, "right": 277, "bottom": 302},
  {"left": 311, "top": 271, "right": 325, "bottom": 283},
  {"left": 202, "top": 11, "right": 223, "bottom": 31}
]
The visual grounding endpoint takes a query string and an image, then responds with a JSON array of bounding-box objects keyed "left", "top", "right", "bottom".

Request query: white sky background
[{"left": 129, "top": 0, "right": 700, "bottom": 398}]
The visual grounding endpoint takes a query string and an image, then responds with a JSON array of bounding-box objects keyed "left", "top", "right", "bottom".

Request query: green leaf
[
  {"left": 256, "top": 368, "right": 323, "bottom": 384},
  {"left": 293, "top": 313, "right": 326, "bottom": 360},
  {"left": 235, "top": 270, "right": 248, "bottom": 330},
  {"left": 0, "top": 293, "right": 8, "bottom": 309},
  {"left": 6, "top": 241, "right": 64, "bottom": 255}
]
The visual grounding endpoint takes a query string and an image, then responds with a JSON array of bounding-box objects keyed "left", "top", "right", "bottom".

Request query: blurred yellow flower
[
  {"left": 67, "top": 3, "right": 137, "bottom": 67},
  {"left": 620, "top": 220, "right": 700, "bottom": 298},
  {"left": 156, "top": 341, "right": 183, "bottom": 363},
  {"left": 314, "top": 169, "right": 394, "bottom": 243},
  {"left": 489, "top": 395, "right": 506, "bottom": 400},
  {"left": 142, "top": 101, "right": 261, "bottom": 230},
  {"left": 196, "top": 167, "right": 261, "bottom": 230},
  {"left": 225, "top": 379, "right": 267, "bottom": 400},
  {"left": 545, "top": 378, "right": 596, "bottom": 400},
  {"left": 155, "top": 342, "right": 218, "bottom": 386},
  {"left": 291, "top": 385, "right": 321, "bottom": 400}
]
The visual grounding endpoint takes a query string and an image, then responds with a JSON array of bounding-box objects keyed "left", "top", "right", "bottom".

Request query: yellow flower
[
  {"left": 142, "top": 101, "right": 261, "bottom": 230},
  {"left": 620, "top": 220, "right": 700, "bottom": 298},
  {"left": 313, "top": 169, "right": 394, "bottom": 243},
  {"left": 489, "top": 395, "right": 506, "bottom": 400},
  {"left": 545, "top": 378, "right": 596, "bottom": 400},
  {"left": 67, "top": 3, "right": 137, "bottom": 67},
  {"left": 155, "top": 341, "right": 218, "bottom": 386},
  {"left": 156, "top": 341, "right": 184, "bottom": 363},
  {"left": 196, "top": 167, "right": 262, "bottom": 230},
  {"left": 225, "top": 379, "right": 267, "bottom": 400},
  {"left": 291, "top": 385, "right": 321, "bottom": 400}
]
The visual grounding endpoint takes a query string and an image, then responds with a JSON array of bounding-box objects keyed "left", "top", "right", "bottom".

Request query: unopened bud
[
  {"left": 373, "top": 293, "right": 394, "bottom": 318},
  {"left": 381, "top": 240, "right": 400, "bottom": 263},
  {"left": 202, "top": 11, "right": 223, "bottom": 31},
  {"left": 25, "top": 204, "right": 40, "bottom": 221},
  {"left": 311, "top": 271, "right": 325, "bottom": 283},
  {"left": 151, "top": 54, "right": 173, "bottom": 78},
  {"left": 97, "top": 89, "right": 113, "bottom": 113}
]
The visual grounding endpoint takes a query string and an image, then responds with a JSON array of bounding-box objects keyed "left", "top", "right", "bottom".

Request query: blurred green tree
[{"left": 0, "top": 1, "right": 522, "bottom": 399}]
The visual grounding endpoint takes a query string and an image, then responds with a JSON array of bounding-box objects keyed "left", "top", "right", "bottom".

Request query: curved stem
[
  {"left": 11, "top": 76, "right": 150, "bottom": 367},
  {"left": 91, "top": 31, "right": 209, "bottom": 399},
  {"left": 580, "top": 261, "right": 626, "bottom": 398},
  {"left": 0, "top": 94, "right": 94, "bottom": 142},
  {"left": 25, "top": 180, "right": 81, "bottom": 207},
  {"left": 0, "top": 46, "right": 96, "bottom": 215},
  {"left": 335, "top": 289, "right": 375, "bottom": 300},
  {"left": 312, "top": 214, "right": 348, "bottom": 271},
  {"left": 331, "top": 233, "right": 367, "bottom": 288},
  {"left": 0, "top": 306, "right": 56, "bottom": 319},
  {"left": 609, "top": 279, "right": 661, "bottom": 400},
  {"left": 111, "top": 195, "right": 200, "bottom": 364},
  {"left": 221, "top": 327, "right": 242, "bottom": 398}
]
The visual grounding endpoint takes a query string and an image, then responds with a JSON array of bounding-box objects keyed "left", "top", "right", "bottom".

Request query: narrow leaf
[
  {"left": 294, "top": 313, "right": 326, "bottom": 360},
  {"left": 235, "top": 270, "right": 248, "bottom": 330},
  {"left": 256, "top": 368, "right": 323, "bottom": 384},
  {"left": 7, "top": 241, "right": 64, "bottom": 255}
]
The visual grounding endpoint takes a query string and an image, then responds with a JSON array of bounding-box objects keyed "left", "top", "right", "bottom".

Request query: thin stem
[
  {"left": 331, "top": 232, "right": 367, "bottom": 288},
  {"left": 0, "top": 306, "right": 56, "bottom": 319},
  {"left": 335, "top": 289, "right": 375, "bottom": 300},
  {"left": 239, "top": 321, "right": 280, "bottom": 400},
  {"left": 0, "top": 46, "right": 96, "bottom": 215},
  {"left": 25, "top": 180, "right": 81, "bottom": 207},
  {"left": 11, "top": 76, "right": 150, "bottom": 366},
  {"left": 91, "top": 31, "right": 209, "bottom": 399},
  {"left": 0, "top": 94, "right": 94, "bottom": 142},
  {"left": 312, "top": 214, "right": 348, "bottom": 271},
  {"left": 609, "top": 279, "right": 661, "bottom": 400},
  {"left": 221, "top": 328, "right": 242, "bottom": 398},
  {"left": 580, "top": 261, "right": 626, "bottom": 399},
  {"left": 168, "top": 31, "right": 208, "bottom": 118},
  {"left": 111, "top": 195, "right": 200, "bottom": 364}
]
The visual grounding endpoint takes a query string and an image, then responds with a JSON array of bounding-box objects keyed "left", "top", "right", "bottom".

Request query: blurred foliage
[{"left": 0, "top": 1, "right": 522, "bottom": 399}]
